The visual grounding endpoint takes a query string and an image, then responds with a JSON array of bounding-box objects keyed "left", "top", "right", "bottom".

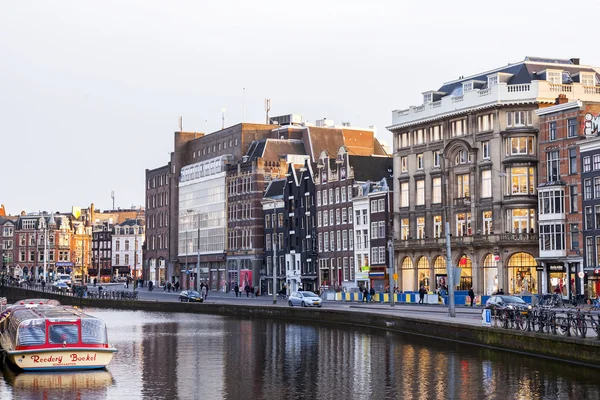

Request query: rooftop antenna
[
  {"left": 265, "top": 98, "right": 271, "bottom": 124},
  {"left": 205, "top": 119, "right": 208, "bottom": 133},
  {"left": 178, "top": 116, "right": 183, "bottom": 132},
  {"left": 111, "top": 191, "right": 115, "bottom": 210},
  {"left": 221, "top": 108, "right": 226, "bottom": 129}
]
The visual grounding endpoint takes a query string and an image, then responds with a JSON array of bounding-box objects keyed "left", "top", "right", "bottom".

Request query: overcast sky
[{"left": 2, "top": 0, "right": 599, "bottom": 214}]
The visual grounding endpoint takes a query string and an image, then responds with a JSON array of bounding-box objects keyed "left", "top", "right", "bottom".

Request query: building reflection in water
[{"left": 2, "top": 310, "right": 597, "bottom": 400}]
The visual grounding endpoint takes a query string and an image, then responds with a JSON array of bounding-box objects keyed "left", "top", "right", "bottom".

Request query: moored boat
[{"left": 0, "top": 301, "right": 117, "bottom": 371}]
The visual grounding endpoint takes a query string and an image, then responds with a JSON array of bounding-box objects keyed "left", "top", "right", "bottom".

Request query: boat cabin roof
[{"left": 10, "top": 305, "right": 97, "bottom": 326}]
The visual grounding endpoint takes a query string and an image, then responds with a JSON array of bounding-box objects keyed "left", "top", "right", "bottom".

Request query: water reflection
[{"left": 0, "top": 310, "right": 598, "bottom": 400}]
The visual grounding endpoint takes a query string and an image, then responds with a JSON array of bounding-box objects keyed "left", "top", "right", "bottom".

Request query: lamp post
[{"left": 439, "top": 151, "right": 456, "bottom": 317}]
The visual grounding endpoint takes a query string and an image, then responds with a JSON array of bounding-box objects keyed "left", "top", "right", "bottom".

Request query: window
[
  {"left": 569, "top": 185, "right": 578, "bottom": 213},
  {"left": 342, "top": 230, "right": 348, "bottom": 250},
  {"left": 539, "top": 190, "right": 564, "bottom": 215},
  {"left": 335, "top": 188, "right": 340, "bottom": 203},
  {"left": 355, "top": 210, "right": 361, "bottom": 226},
  {"left": 451, "top": 119, "right": 466, "bottom": 136},
  {"left": 265, "top": 214, "right": 271, "bottom": 229},
  {"left": 432, "top": 177, "right": 442, "bottom": 204},
  {"left": 507, "top": 111, "right": 532, "bottom": 127},
  {"left": 431, "top": 125, "right": 442, "bottom": 142},
  {"left": 329, "top": 188, "right": 333, "bottom": 204},
  {"left": 433, "top": 151, "right": 441, "bottom": 167},
  {"left": 478, "top": 114, "right": 494, "bottom": 132},
  {"left": 378, "top": 199, "right": 385, "bottom": 212},
  {"left": 330, "top": 232, "right": 334, "bottom": 251},
  {"left": 506, "top": 137, "right": 534, "bottom": 156},
  {"left": 416, "top": 217, "right": 425, "bottom": 239},
  {"left": 400, "top": 182, "right": 409, "bottom": 207},
  {"left": 569, "top": 148, "right": 577, "bottom": 174},
  {"left": 586, "top": 206, "right": 593, "bottom": 230},
  {"left": 401, "top": 156, "right": 408, "bottom": 173},
  {"left": 317, "top": 212, "right": 322, "bottom": 227},
  {"left": 371, "top": 200, "right": 378, "bottom": 213},
  {"left": 322, "top": 189, "right": 328, "bottom": 205},
  {"left": 378, "top": 221, "right": 385, "bottom": 239},
  {"left": 372, "top": 247, "right": 379, "bottom": 265},
  {"left": 584, "top": 156, "right": 591, "bottom": 172},
  {"left": 483, "top": 211, "right": 493, "bottom": 235},
  {"left": 455, "top": 150, "right": 468, "bottom": 164},
  {"left": 539, "top": 224, "right": 565, "bottom": 251},
  {"left": 415, "top": 129, "right": 425, "bottom": 145},
  {"left": 336, "top": 231, "right": 341, "bottom": 251},
  {"left": 341, "top": 187, "right": 347, "bottom": 202},
  {"left": 317, "top": 191, "right": 321, "bottom": 206},
  {"left": 508, "top": 209, "right": 536, "bottom": 233},
  {"left": 355, "top": 230, "right": 362, "bottom": 249},
  {"left": 362, "top": 210, "right": 367, "bottom": 225},
  {"left": 488, "top": 75, "right": 498, "bottom": 86},
  {"left": 594, "top": 154, "right": 600, "bottom": 170},
  {"left": 549, "top": 121, "right": 557, "bottom": 141},
  {"left": 508, "top": 167, "right": 535, "bottom": 195},
  {"left": 596, "top": 205, "right": 600, "bottom": 230},
  {"left": 547, "top": 71, "right": 562, "bottom": 84},
  {"left": 416, "top": 180, "right": 425, "bottom": 205},
  {"left": 401, "top": 132, "right": 409, "bottom": 148},
  {"left": 433, "top": 215, "right": 442, "bottom": 238},
  {"left": 400, "top": 218, "right": 409, "bottom": 240},
  {"left": 363, "top": 229, "right": 369, "bottom": 248},
  {"left": 379, "top": 247, "right": 386, "bottom": 265},
  {"left": 335, "top": 209, "right": 340, "bottom": 225},
  {"left": 568, "top": 118, "right": 578, "bottom": 138},
  {"left": 581, "top": 73, "right": 595, "bottom": 86},
  {"left": 586, "top": 237, "right": 594, "bottom": 268},
  {"left": 481, "top": 170, "right": 492, "bottom": 198},
  {"left": 371, "top": 222, "right": 378, "bottom": 239},
  {"left": 457, "top": 174, "right": 470, "bottom": 198},
  {"left": 456, "top": 213, "right": 472, "bottom": 236},
  {"left": 324, "top": 232, "right": 329, "bottom": 251},
  {"left": 423, "top": 93, "right": 433, "bottom": 104},
  {"left": 585, "top": 179, "right": 592, "bottom": 200},
  {"left": 570, "top": 224, "right": 579, "bottom": 250},
  {"left": 417, "top": 154, "right": 424, "bottom": 170},
  {"left": 482, "top": 141, "right": 490, "bottom": 160},
  {"left": 323, "top": 210, "right": 329, "bottom": 226},
  {"left": 348, "top": 186, "right": 352, "bottom": 201},
  {"left": 342, "top": 208, "right": 348, "bottom": 224}
]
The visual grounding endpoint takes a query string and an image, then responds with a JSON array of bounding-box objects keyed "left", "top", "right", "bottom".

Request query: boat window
[
  {"left": 17, "top": 320, "right": 46, "bottom": 346},
  {"left": 81, "top": 319, "right": 107, "bottom": 344},
  {"left": 49, "top": 324, "right": 79, "bottom": 344}
]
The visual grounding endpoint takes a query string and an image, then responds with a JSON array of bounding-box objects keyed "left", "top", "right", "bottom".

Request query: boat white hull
[{"left": 5, "top": 348, "right": 117, "bottom": 371}]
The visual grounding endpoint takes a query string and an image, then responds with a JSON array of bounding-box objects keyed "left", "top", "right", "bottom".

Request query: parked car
[
  {"left": 52, "top": 281, "right": 70, "bottom": 293},
  {"left": 485, "top": 295, "right": 531, "bottom": 311},
  {"left": 179, "top": 290, "right": 204, "bottom": 302},
  {"left": 288, "top": 291, "right": 322, "bottom": 307}
]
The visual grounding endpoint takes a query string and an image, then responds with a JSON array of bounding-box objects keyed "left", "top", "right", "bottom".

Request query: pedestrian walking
[
  {"left": 234, "top": 284, "right": 240, "bottom": 297},
  {"left": 419, "top": 285, "right": 425, "bottom": 304},
  {"left": 468, "top": 287, "right": 475, "bottom": 306},
  {"left": 175, "top": 281, "right": 180, "bottom": 291},
  {"left": 41, "top": 279, "right": 46, "bottom": 291},
  {"left": 362, "top": 287, "right": 368, "bottom": 303},
  {"left": 245, "top": 284, "right": 251, "bottom": 297},
  {"left": 369, "top": 287, "right": 376, "bottom": 303},
  {"left": 201, "top": 285, "right": 207, "bottom": 300}
]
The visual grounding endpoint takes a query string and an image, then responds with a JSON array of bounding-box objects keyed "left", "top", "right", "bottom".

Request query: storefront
[
  {"left": 401, "top": 257, "right": 414, "bottom": 292},
  {"left": 584, "top": 269, "right": 600, "bottom": 300},
  {"left": 547, "top": 263, "right": 567, "bottom": 297},
  {"left": 482, "top": 254, "right": 498, "bottom": 296},
  {"left": 433, "top": 256, "right": 446, "bottom": 292},
  {"left": 457, "top": 255, "right": 472, "bottom": 291},
  {"left": 507, "top": 252, "right": 537, "bottom": 295},
  {"left": 356, "top": 265, "right": 369, "bottom": 289}
]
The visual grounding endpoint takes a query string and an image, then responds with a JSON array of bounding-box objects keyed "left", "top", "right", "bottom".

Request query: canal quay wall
[{"left": 4, "top": 286, "right": 599, "bottom": 367}]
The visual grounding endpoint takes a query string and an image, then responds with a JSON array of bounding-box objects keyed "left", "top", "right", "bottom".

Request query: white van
[{"left": 56, "top": 274, "right": 72, "bottom": 286}]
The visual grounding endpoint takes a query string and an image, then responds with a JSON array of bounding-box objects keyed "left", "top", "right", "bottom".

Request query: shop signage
[
  {"left": 56, "top": 262, "right": 74, "bottom": 267},
  {"left": 578, "top": 271, "right": 585, "bottom": 279},
  {"left": 536, "top": 266, "right": 544, "bottom": 271},
  {"left": 548, "top": 264, "right": 565, "bottom": 272},
  {"left": 595, "top": 269, "right": 600, "bottom": 275}
]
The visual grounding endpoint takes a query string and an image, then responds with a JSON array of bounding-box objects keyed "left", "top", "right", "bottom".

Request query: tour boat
[{"left": 0, "top": 302, "right": 117, "bottom": 371}]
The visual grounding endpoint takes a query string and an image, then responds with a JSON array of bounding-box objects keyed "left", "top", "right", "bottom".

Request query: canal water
[{"left": 0, "top": 309, "right": 598, "bottom": 400}]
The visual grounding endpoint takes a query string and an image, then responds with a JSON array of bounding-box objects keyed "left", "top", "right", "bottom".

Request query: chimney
[
  {"left": 555, "top": 94, "right": 569, "bottom": 105},
  {"left": 570, "top": 58, "right": 580, "bottom": 65}
]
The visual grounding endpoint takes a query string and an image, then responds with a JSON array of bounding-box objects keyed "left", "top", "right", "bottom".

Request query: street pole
[
  {"left": 43, "top": 220, "right": 47, "bottom": 282},
  {"left": 272, "top": 200, "right": 277, "bottom": 305},
  {"left": 134, "top": 232, "right": 138, "bottom": 290},
  {"left": 197, "top": 222, "right": 201, "bottom": 293},
  {"left": 185, "top": 229, "right": 188, "bottom": 290},
  {"left": 388, "top": 240, "right": 395, "bottom": 307},
  {"left": 445, "top": 222, "right": 456, "bottom": 317}
]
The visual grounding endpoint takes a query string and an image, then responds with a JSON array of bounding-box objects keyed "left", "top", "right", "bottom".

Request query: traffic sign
[
  {"left": 393, "top": 273, "right": 398, "bottom": 281},
  {"left": 578, "top": 271, "right": 584, "bottom": 279}
]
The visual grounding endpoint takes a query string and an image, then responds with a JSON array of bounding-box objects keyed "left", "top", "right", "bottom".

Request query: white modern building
[{"left": 178, "top": 155, "right": 231, "bottom": 291}]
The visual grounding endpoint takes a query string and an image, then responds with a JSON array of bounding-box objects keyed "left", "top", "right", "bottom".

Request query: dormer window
[
  {"left": 488, "top": 75, "right": 498, "bottom": 87},
  {"left": 547, "top": 70, "right": 562, "bottom": 84},
  {"left": 462, "top": 81, "right": 473, "bottom": 93},
  {"left": 581, "top": 73, "right": 595, "bottom": 86},
  {"left": 423, "top": 93, "right": 433, "bottom": 104}
]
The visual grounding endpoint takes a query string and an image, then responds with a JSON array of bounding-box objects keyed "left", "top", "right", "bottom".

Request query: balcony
[
  {"left": 454, "top": 197, "right": 471, "bottom": 207},
  {"left": 499, "top": 232, "right": 538, "bottom": 244},
  {"left": 390, "top": 80, "right": 600, "bottom": 129}
]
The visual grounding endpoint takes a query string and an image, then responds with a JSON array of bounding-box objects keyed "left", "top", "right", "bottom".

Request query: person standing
[
  {"left": 419, "top": 285, "right": 425, "bottom": 304},
  {"left": 369, "top": 286, "right": 376, "bottom": 303},
  {"left": 234, "top": 284, "right": 240, "bottom": 297},
  {"left": 468, "top": 287, "right": 475, "bottom": 306},
  {"left": 245, "top": 284, "right": 251, "bottom": 297}
]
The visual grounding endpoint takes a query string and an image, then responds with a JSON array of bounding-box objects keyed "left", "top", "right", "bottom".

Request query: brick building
[
  {"left": 144, "top": 164, "right": 171, "bottom": 286},
  {"left": 536, "top": 98, "right": 600, "bottom": 300}
]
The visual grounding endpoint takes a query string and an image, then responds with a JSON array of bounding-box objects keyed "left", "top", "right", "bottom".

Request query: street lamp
[{"left": 439, "top": 151, "right": 456, "bottom": 318}]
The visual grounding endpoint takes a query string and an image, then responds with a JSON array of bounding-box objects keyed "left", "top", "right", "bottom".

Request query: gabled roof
[
  {"left": 246, "top": 138, "right": 307, "bottom": 161},
  {"left": 115, "top": 218, "right": 144, "bottom": 227},
  {"left": 264, "top": 179, "right": 286, "bottom": 199},
  {"left": 349, "top": 155, "right": 393, "bottom": 186}
]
